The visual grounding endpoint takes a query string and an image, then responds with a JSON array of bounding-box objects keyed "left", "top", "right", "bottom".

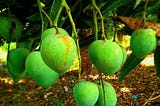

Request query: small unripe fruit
[
  {"left": 73, "top": 80, "right": 99, "bottom": 106},
  {"left": 40, "top": 33, "right": 77, "bottom": 74},
  {"left": 25, "top": 51, "right": 60, "bottom": 88},
  {"left": 88, "top": 40, "right": 123, "bottom": 75},
  {"left": 95, "top": 80, "right": 117, "bottom": 106},
  {"left": 130, "top": 29, "right": 157, "bottom": 57}
]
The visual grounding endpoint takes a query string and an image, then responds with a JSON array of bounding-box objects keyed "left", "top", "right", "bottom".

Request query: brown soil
[{"left": 0, "top": 47, "right": 160, "bottom": 106}]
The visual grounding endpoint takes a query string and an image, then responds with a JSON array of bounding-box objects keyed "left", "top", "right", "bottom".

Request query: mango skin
[
  {"left": 73, "top": 80, "right": 99, "bottom": 106},
  {"left": 0, "top": 15, "right": 23, "bottom": 42},
  {"left": 121, "top": 46, "right": 127, "bottom": 66},
  {"left": 41, "top": 28, "right": 69, "bottom": 40},
  {"left": 130, "top": 29, "right": 157, "bottom": 58},
  {"left": 88, "top": 40, "right": 123, "bottom": 75},
  {"left": 95, "top": 81, "right": 117, "bottom": 106},
  {"left": 7, "top": 48, "right": 30, "bottom": 82},
  {"left": 25, "top": 51, "right": 60, "bottom": 88},
  {"left": 40, "top": 34, "right": 77, "bottom": 74}
]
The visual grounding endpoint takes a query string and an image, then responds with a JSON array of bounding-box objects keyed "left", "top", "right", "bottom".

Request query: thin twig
[
  {"left": 37, "top": 0, "right": 44, "bottom": 32},
  {"left": 41, "top": 9, "right": 53, "bottom": 26},
  {"left": 143, "top": 0, "right": 148, "bottom": 27},
  {"left": 91, "top": 0, "right": 98, "bottom": 40}
]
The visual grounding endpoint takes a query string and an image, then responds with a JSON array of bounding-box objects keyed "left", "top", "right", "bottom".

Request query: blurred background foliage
[{"left": 0, "top": 0, "right": 159, "bottom": 50}]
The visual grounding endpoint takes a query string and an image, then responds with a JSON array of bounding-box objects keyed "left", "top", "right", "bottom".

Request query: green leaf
[
  {"left": 118, "top": 52, "right": 145, "bottom": 82},
  {"left": 49, "top": 0, "right": 63, "bottom": 25},
  {"left": 26, "top": 13, "right": 41, "bottom": 22},
  {"left": 135, "top": 0, "right": 160, "bottom": 17},
  {"left": 154, "top": 46, "right": 160, "bottom": 77},
  {"left": 101, "top": 0, "right": 130, "bottom": 16}
]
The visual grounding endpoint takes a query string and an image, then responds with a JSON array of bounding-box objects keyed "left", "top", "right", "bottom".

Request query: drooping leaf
[
  {"left": 154, "top": 46, "right": 160, "bottom": 77},
  {"left": 118, "top": 53, "right": 145, "bottom": 82},
  {"left": 26, "top": 13, "right": 41, "bottom": 22},
  {"left": 49, "top": 0, "right": 63, "bottom": 25}
]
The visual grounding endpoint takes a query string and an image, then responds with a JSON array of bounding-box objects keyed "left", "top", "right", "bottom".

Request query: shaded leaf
[
  {"left": 101, "top": 0, "right": 130, "bottom": 15},
  {"left": 118, "top": 53, "right": 145, "bottom": 82},
  {"left": 154, "top": 46, "right": 160, "bottom": 77},
  {"left": 26, "top": 13, "right": 41, "bottom": 22},
  {"left": 135, "top": 0, "right": 160, "bottom": 17},
  {"left": 49, "top": 0, "right": 63, "bottom": 25}
]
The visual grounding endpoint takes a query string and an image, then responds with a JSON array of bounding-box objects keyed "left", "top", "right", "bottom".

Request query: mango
[
  {"left": 7, "top": 48, "right": 30, "bottom": 82},
  {"left": 121, "top": 46, "right": 127, "bottom": 66},
  {"left": 41, "top": 27, "right": 69, "bottom": 40},
  {"left": 130, "top": 29, "right": 157, "bottom": 58},
  {"left": 95, "top": 80, "right": 117, "bottom": 106},
  {"left": 40, "top": 34, "right": 77, "bottom": 74},
  {"left": 25, "top": 51, "right": 60, "bottom": 88},
  {"left": 88, "top": 40, "right": 123, "bottom": 75},
  {"left": 73, "top": 80, "right": 99, "bottom": 106},
  {"left": 0, "top": 15, "right": 23, "bottom": 42}
]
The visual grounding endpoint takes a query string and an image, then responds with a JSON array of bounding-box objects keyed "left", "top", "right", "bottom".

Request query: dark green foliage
[{"left": 0, "top": 16, "right": 24, "bottom": 42}]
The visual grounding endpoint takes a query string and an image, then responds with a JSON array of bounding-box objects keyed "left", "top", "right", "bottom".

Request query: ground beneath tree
[{"left": 0, "top": 48, "right": 160, "bottom": 106}]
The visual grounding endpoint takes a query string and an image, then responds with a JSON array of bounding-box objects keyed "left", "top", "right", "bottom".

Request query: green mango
[
  {"left": 121, "top": 46, "right": 127, "bottom": 66},
  {"left": 73, "top": 80, "right": 99, "bottom": 106},
  {"left": 0, "top": 15, "right": 24, "bottom": 42},
  {"left": 41, "top": 27, "right": 69, "bottom": 40},
  {"left": 8, "top": 69, "right": 27, "bottom": 82},
  {"left": 40, "top": 34, "right": 77, "bottom": 74},
  {"left": 7, "top": 48, "right": 30, "bottom": 82},
  {"left": 88, "top": 40, "right": 123, "bottom": 76},
  {"left": 25, "top": 51, "right": 60, "bottom": 88},
  {"left": 130, "top": 29, "right": 157, "bottom": 58},
  {"left": 95, "top": 80, "right": 117, "bottom": 106}
]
